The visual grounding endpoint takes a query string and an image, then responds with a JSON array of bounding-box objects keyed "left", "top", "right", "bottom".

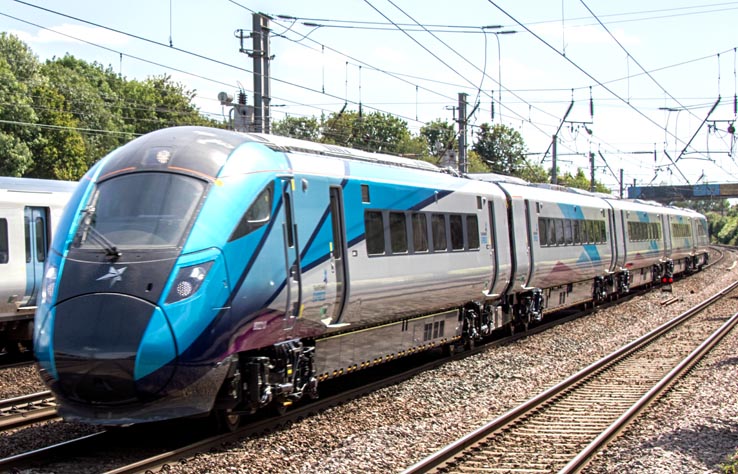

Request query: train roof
[
  {"left": 247, "top": 132, "right": 442, "bottom": 173},
  {"left": 0, "top": 177, "right": 78, "bottom": 194}
]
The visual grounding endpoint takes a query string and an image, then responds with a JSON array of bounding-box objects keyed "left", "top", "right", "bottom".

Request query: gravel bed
[
  {"left": 1, "top": 249, "right": 736, "bottom": 473},
  {"left": 169, "top": 249, "right": 738, "bottom": 474},
  {"left": 0, "top": 365, "right": 45, "bottom": 399}
]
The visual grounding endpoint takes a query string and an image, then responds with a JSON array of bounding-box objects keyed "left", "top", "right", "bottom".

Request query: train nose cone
[{"left": 52, "top": 294, "right": 176, "bottom": 404}]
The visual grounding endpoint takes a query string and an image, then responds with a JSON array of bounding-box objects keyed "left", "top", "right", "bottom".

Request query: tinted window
[
  {"left": 539, "top": 218, "right": 548, "bottom": 246},
  {"left": 365, "top": 211, "right": 385, "bottom": 255},
  {"left": 76, "top": 173, "right": 206, "bottom": 249},
  {"left": 554, "top": 219, "right": 564, "bottom": 245},
  {"left": 450, "top": 214, "right": 464, "bottom": 250},
  {"left": 467, "top": 215, "right": 479, "bottom": 249},
  {"left": 390, "top": 212, "right": 408, "bottom": 253},
  {"left": 35, "top": 217, "right": 46, "bottom": 263},
  {"left": 412, "top": 213, "right": 428, "bottom": 252},
  {"left": 564, "top": 219, "right": 573, "bottom": 245},
  {"left": 229, "top": 182, "right": 274, "bottom": 242},
  {"left": 24, "top": 216, "right": 31, "bottom": 263},
  {"left": 0, "top": 218, "right": 7, "bottom": 264},
  {"left": 432, "top": 214, "right": 447, "bottom": 251}
]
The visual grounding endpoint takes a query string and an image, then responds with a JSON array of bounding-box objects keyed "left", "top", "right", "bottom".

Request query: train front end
[{"left": 33, "top": 127, "right": 267, "bottom": 424}]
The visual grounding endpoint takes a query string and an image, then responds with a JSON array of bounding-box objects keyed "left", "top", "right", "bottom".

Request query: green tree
[
  {"left": 121, "top": 74, "right": 216, "bottom": 135},
  {"left": 40, "top": 56, "right": 125, "bottom": 168},
  {"left": 26, "top": 82, "right": 86, "bottom": 180},
  {"left": 420, "top": 119, "right": 456, "bottom": 159},
  {"left": 557, "top": 168, "right": 610, "bottom": 193},
  {"left": 321, "top": 110, "right": 411, "bottom": 154},
  {"left": 0, "top": 34, "right": 40, "bottom": 176},
  {"left": 471, "top": 123, "right": 528, "bottom": 177},
  {"left": 273, "top": 115, "right": 320, "bottom": 141}
]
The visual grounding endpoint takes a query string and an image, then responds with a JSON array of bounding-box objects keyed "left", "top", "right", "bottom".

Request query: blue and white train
[
  {"left": 34, "top": 126, "right": 709, "bottom": 429},
  {"left": 0, "top": 177, "right": 76, "bottom": 354}
]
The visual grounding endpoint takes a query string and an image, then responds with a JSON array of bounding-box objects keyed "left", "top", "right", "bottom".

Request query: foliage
[
  {"left": 706, "top": 205, "right": 738, "bottom": 244},
  {"left": 672, "top": 199, "right": 731, "bottom": 215},
  {"left": 0, "top": 34, "right": 220, "bottom": 180},
  {"left": 419, "top": 119, "right": 456, "bottom": 159},
  {"left": 721, "top": 449, "right": 738, "bottom": 474},
  {"left": 272, "top": 116, "right": 320, "bottom": 141},
  {"left": 557, "top": 168, "right": 611, "bottom": 194},
  {"left": 320, "top": 110, "right": 411, "bottom": 154},
  {"left": 471, "top": 123, "right": 527, "bottom": 176}
]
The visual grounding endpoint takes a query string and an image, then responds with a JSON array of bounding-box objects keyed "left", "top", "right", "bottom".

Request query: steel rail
[{"left": 401, "top": 277, "right": 738, "bottom": 474}]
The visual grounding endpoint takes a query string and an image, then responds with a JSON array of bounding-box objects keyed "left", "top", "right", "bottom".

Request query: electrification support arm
[{"left": 676, "top": 96, "right": 721, "bottom": 162}]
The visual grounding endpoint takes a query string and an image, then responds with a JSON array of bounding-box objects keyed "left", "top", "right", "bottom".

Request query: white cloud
[{"left": 9, "top": 24, "right": 129, "bottom": 46}]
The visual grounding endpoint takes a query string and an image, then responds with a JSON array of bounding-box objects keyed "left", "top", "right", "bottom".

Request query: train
[
  {"left": 0, "top": 177, "right": 76, "bottom": 354},
  {"left": 33, "top": 126, "right": 710, "bottom": 430}
]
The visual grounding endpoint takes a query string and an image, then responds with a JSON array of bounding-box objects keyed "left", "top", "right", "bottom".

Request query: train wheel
[{"left": 213, "top": 409, "right": 241, "bottom": 433}]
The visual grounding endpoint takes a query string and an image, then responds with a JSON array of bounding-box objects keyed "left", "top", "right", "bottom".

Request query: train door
[
  {"left": 326, "top": 186, "right": 349, "bottom": 325},
  {"left": 24, "top": 207, "right": 49, "bottom": 306},
  {"left": 281, "top": 179, "right": 301, "bottom": 331},
  {"left": 608, "top": 208, "right": 623, "bottom": 271}
]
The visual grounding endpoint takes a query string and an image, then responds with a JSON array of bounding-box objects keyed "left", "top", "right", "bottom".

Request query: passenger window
[
  {"left": 390, "top": 212, "right": 408, "bottom": 253},
  {"left": 564, "top": 219, "right": 573, "bottom": 245},
  {"left": 24, "top": 216, "right": 31, "bottom": 263},
  {"left": 432, "top": 214, "right": 447, "bottom": 251},
  {"left": 412, "top": 213, "right": 429, "bottom": 252},
  {"left": 450, "top": 214, "right": 464, "bottom": 250},
  {"left": 0, "top": 218, "right": 8, "bottom": 264},
  {"left": 229, "top": 183, "right": 274, "bottom": 242},
  {"left": 586, "top": 220, "right": 595, "bottom": 243},
  {"left": 539, "top": 217, "right": 548, "bottom": 246},
  {"left": 578, "top": 220, "right": 587, "bottom": 243},
  {"left": 572, "top": 220, "right": 580, "bottom": 245},
  {"left": 35, "top": 217, "right": 46, "bottom": 263},
  {"left": 548, "top": 219, "right": 556, "bottom": 246},
  {"left": 365, "top": 211, "right": 385, "bottom": 255},
  {"left": 554, "top": 219, "right": 564, "bottom": 245},
  {"left": 467, "top": 215, "right": 479, "bottom": 249}
]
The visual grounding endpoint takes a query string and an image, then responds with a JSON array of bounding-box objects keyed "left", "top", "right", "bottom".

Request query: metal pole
[
  {"left": 262, "top": 16, "right": 271, "bottom": 134},
  {"left": 590, "top": 152, "right": 595, "bottom": 192},
  {"left": 458, "top": 93, "right": 468, "bottom": 174},
  {"left": 252, "top": 14, "right": 263, "bottom": 133},
  {"left": 495, "top": 34, "right": 501, "bottom": 124},
  {"left": 551, "top": 135, "right": 557, "bottom": 184}
]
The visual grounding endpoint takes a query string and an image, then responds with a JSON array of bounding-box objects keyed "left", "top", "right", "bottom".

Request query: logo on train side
[{"left": 97, "top": 266, "right": 127, "bottom": 287}]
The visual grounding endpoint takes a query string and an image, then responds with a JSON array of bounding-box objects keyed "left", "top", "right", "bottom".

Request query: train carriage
[
  {"left": 33, "top": 126, "right": 711, "bottom": 429},
  {"left": 0, "top": 177, "right": 76, "bottom": 353},
  {"left": 606, "top": 198, "right": 668, "bottom": 289}
]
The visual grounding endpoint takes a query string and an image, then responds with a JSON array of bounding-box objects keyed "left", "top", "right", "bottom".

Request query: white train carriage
[
  {"left": 606, "top": 198, "right": 668, "bottom": 289},
  {"left": 492, "top": 182, "right": 615, "bottom": 321},
  {"left": 662, "top": 205, "right": 708, "bottom": 277},
  {"left": 0, "top": 177, "right": 77, "bottom": 351},
  {"left": 688, "top": 209, "right": 710, "bottom": 268}
]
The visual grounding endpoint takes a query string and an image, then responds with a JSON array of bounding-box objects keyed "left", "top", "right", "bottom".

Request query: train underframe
[{"left": 210, "top": 252, "right": 708, "bottom": 431}]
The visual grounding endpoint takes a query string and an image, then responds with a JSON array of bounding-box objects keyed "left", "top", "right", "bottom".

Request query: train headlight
[
  {"left": 41, "top": 265, "right": 58, "bottom": 305},
  {"left": 166, "top": 261, "right": 214, "bottom": 303}
]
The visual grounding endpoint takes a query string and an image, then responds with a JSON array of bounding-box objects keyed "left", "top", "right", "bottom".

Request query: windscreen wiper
[
  {"left": 84, "top": 225, "right": 122, "bottom": 260},
  {"left": 78, "top": 206, "right": 121, "bottom": 260}
]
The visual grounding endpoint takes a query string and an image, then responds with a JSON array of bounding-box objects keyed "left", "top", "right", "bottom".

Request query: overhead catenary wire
[{"left": 484, "top": 0, "right": 697, "bottom": 185}]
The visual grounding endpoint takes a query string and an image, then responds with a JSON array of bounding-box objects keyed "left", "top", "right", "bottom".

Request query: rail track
[
  {"left": 0, "top": 247, "right": 728, "bottom": 472},
  {"left": 0, "top": 390, "right": 57, "bottom": 431},
  {"left": 402, "top": 279, "right": 738, "bottom": 474}
]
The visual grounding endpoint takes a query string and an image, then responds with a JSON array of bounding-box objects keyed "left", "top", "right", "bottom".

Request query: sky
[{"left": 1, "top": 0, "right": 737, "bottom": 194}]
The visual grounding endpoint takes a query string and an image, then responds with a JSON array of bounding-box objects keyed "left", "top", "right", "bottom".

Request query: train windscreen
[{"left": 74, "top": 173, "right": 206, "bottom": 250}]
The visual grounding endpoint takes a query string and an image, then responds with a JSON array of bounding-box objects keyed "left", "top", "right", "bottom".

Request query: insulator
[{"left": 238, "top": 91, "right": 247, "bottom": 105}]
